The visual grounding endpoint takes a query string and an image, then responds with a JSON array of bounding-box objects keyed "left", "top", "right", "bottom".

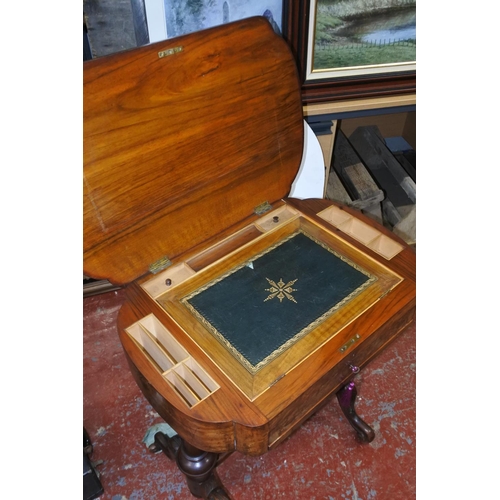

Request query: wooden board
[
  {"left": 83, "top": 18, "right": 304, "bottom": 285},
  {"left": 348, "top": 126, "right": 415, "bottom": 208},
  {"left": 332, "top": 129, "right": 384, "bottom": 209}
]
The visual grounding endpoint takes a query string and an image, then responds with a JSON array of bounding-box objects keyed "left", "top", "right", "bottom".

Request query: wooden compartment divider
[
  {"left": 125, "top": 314, "right": 219, "bottom": 408},
  {"left": 317, "top": 206, "right": 403, "bottom": 260}
]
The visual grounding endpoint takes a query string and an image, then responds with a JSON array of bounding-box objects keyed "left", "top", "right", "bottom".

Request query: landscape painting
[
  {"left": 163, "top": 0, "right": 284, "bottom": 38},
  {"left": 310, "top": 0, "right": 416, "bottom": 78}
]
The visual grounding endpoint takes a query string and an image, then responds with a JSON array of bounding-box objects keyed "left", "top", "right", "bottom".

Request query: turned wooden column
[{"left": 176, "top": 440, "right": 230, "bottom": 499}]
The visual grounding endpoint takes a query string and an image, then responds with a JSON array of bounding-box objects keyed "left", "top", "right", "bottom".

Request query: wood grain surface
[{"left": 84, "top": 18, "right": 304, "bottom": 285}]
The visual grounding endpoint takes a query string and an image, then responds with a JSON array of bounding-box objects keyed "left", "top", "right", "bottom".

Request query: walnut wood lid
[{"left": 83, "top": 17, "right": 304, "bottom": 285}]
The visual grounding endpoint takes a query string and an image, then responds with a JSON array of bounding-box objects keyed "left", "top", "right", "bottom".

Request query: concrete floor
[{"left": 83, "top": 289, "right": 416, "bottom": 500}]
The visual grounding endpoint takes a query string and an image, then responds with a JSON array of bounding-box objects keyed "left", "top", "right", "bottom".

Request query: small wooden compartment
[
  {"left": 126, "top": 314, "right": 219, "bottom": 408},
  {"left": 167, "top": 359, "right": 219, "bottom": 407},
  {"left": 142, "top": 263, "right": 196, "bottom": 299},
  {"left": 126, "top": 320, "right": 177, "bottom": 372},
  {"left": 253, "top": 205, "right": 300, "bottom": 232},
  {"left": 317, "top": 205, "right": 403, "bottom": 260},
  {"left": 366, "top": 234, "right": 405, "bottom": 261}
]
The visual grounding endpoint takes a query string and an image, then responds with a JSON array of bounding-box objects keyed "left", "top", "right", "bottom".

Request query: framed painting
[{"left": 283, "top": 0, "right": 416, "bottom": 104}]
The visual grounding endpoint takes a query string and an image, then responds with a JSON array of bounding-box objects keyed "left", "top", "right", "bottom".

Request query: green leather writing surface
[{"left": 182, "top": 231, "right": 376, "bottom": 373}]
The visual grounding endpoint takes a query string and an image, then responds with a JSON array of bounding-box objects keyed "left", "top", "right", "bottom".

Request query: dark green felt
[{"left": 183, "top": 231, "right": 373, "bottom": 371}]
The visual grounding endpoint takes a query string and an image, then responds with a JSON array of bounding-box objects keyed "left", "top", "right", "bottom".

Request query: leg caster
[
  {"left": 176, "top": 440, "right": 232, "bottom": 499},
  {"left": 337, "top": 381, "right": 375, "bottom": 443}
]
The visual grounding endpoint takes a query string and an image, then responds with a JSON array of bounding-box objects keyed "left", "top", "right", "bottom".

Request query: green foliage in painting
[
  {"left": 315, "top": 11, "right": 343, "bottom": 44},
  {"left": 314, "top": 41, "right": 415, "bottom": 69},
  {"left": 318, "top": 0, "right": 416, "bottom": 18},
  {"left": 313, "top": 0, "right": 416, "bottom": 70}
]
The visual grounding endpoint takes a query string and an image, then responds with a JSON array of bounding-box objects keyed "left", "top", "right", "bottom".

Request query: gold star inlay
[{"left": 264, "top": 278, "right": 298, "bottom": 303}]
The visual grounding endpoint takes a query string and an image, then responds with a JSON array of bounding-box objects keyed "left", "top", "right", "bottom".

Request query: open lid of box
[{"left": 83, "top": 17, "right": 304, "bottom": 285}]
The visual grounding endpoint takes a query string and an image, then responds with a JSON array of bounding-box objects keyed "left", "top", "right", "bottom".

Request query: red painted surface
[{"left": 84, "top": 289, "right": 416, "bottom": 500}]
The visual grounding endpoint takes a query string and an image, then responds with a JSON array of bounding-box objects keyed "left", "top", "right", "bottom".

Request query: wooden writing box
[{"left": 83, "top": 17, "right": 415, "bottom": 499}]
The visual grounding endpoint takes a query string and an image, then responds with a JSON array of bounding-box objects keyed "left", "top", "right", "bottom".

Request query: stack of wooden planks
[{"left": 326, "top": 126, "right": 416, "bottom": 245}]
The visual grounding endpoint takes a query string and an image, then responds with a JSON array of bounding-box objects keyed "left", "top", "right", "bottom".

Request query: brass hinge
[
  {"left": 158, "top": 46, "right": 183, "bottom": 58},
  {"left": 254, "top": 201, "right": 272, "bottom": 215},
  {"left": 149, "top": 256, "right": 172, "bottom": 274}
]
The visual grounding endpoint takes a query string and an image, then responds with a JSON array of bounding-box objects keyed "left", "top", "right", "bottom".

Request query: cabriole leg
[{"left": 336, "top": 381, "right": 375, "bottom": 443}]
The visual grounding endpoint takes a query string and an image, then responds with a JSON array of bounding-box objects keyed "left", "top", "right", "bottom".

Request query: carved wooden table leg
[
  {"left": 336, "top": 381, "right": 375, "bottom": 443},
  {"left": 148, "top": 431, "right": 231, "bottom": 499},
  {"left": 176, "top": 440, "right": 232, "bottom": 499}
]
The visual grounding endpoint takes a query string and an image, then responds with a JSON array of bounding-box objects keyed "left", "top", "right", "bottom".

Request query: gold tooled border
[{"left": 181, "top": 230, "right": 377, "bottom": 374}]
